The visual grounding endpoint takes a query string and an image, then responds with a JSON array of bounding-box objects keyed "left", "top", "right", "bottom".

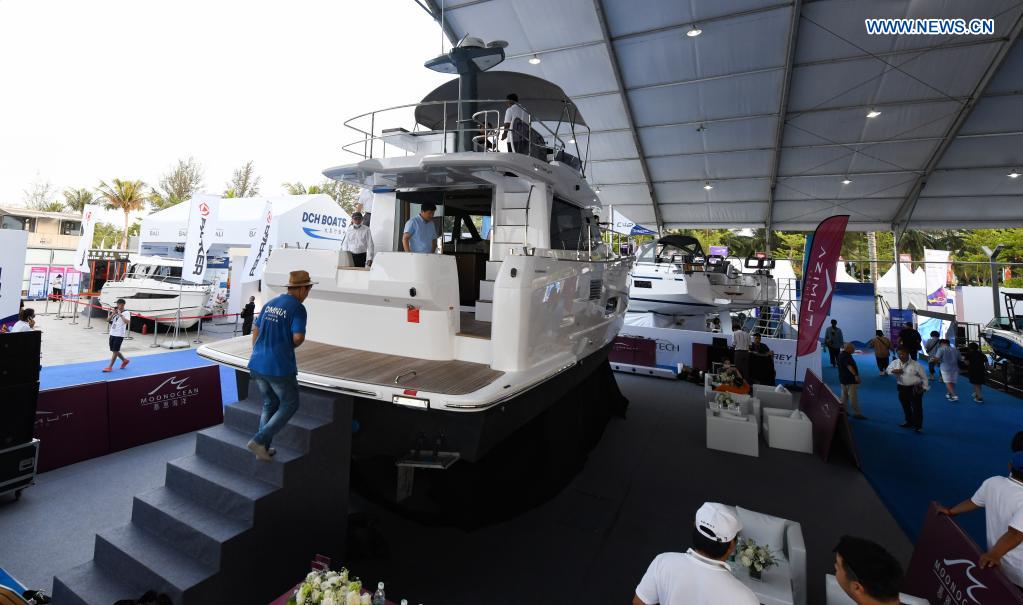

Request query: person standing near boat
[
  {"left": 240, "top": 296, "right": 256, "bottom": 336},
  {"left": 965, "top": 342, "right": 988, "bottom": 403},
  {"left": 246, "top": 270, "right": 314, "bottom": 461},
  {"left": 501, "top": 93, "right": 531, "bottom": 154},
  {"left": 342, "top": 211, "right": 374, "bottom": 268},
  {"left": 731, "top": 323, "right": 751, "bottom": 383},
  {"left": 402, "top": 203, "right": 438, "bottom": 254}
]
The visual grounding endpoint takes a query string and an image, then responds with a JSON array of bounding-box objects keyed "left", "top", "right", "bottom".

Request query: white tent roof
[
  {"left": 423, "top": 0, "right": 1023, "bottom": 232},
  {"left": 836, "top": 261, "right": 858, "bottom": 283},
  {"left": 877, "top": 263, "right": 924, "bottom": 289},
  {"left": 141, "top": 195, "right": 315, "bottom": 227}
]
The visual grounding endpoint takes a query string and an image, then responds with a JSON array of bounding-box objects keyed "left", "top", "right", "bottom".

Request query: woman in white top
[
  {"left": 887, "top": 347, "right": 929, "bottom": 433},
  {"left": 10, "top": 307, "right": 36, "bottom": 333}
]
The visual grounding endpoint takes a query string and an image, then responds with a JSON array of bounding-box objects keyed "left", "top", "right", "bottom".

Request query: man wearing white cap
[{"left": 634, "top": 502, "right": 758, "bottom": 605}]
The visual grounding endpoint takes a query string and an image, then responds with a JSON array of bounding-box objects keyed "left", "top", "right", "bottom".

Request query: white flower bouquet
[
  {"left": 714, "top": 392, "right": 735, "bottom": 406},
  {"left": 288, "top": 569, "right": 364, "bottom": 605},
  {"left": 737, "top": 537, "right": 777, "bottom": 579}
]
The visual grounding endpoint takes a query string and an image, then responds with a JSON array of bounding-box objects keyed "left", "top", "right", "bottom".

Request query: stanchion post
[
  {"left": 71, "top": 296, "right": 79, "bottom": 325},
  {"left": 84, "top": 298, "right": 93, "bottom": 330},
  {"left": 193, "top": 316, "right": 203, "bottom": 344},
  {"left": 151, "top": 317, "right": 161, "bottom": 348},
  {"left": 233, "top": 312, "right": 239, "bottom": 335},
  {"left": 55, "top": 296, "right": 64, "bottom": 320}
]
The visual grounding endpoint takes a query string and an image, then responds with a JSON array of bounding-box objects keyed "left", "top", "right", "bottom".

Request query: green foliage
[
  {"left": 282, "top": 180, "right": 360, "bottom": 214},
  {"left": 62, "top": 188, "right": 96, "bottom": 214},
  {"left": 96, "top": 179, "right": 147, "bottom": 250},
  {"left": 225, "top": 161, "right": 260, "bottom": 198},
  {"left": 35, "top": 201, "right": 68, "bottom": 213},
  {"left": 92, "top": 222, "right": 122, "bottom": 248},
  {"left": 150, "top": 157, "right": 204, "bottom": 212}
]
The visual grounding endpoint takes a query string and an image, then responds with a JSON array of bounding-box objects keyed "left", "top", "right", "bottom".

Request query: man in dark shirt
[
  {"left": 838, "top": 343, "right": 866, "bottom": 419},
  {"left": 898, "top": 321, "right": 923, "bottom": 360},
  {"left": 240, "top": 295, "right": 256, "bottom": 336}
]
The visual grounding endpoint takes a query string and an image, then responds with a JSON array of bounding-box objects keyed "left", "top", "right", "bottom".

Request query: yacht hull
[
  {"left": 98, "top": 284, "right": 210, "bottom": 329},
  {"left": 984, "top": 328, "right": 1023, "bottom": 363},
  {"left": 628, "top": 267, "right": 774, "bottom": 315}
]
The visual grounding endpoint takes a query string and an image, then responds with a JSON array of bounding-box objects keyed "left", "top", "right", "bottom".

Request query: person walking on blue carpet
[
  {"left": 937, "top": 451, "right": 1023, "bottom": 590},
  {"left": 868, "top": 330, "right": 892, "bottom": 377},
  {"left": 965, "top": 342, "right": 988, "bottom": 403},
  {"left": 246, "top": 270, "right": 315, "bottom": 461},
  {"left": 838, "top": 343, "right": 866, "bottom": 420},
  {"left": 897, "top": 321, "right": 922, "bottom": 361},
  {"left": 824, "top": 319, "right": 843, "bottom": 367},
  {"left": 887, "top": 347, "right": 928, "bottom": 433},
  {"left": 923, "top": 330, "right": 941, "bottom": 380},
  {"left": 930, "top": 338, "right": 961, "bottom": 402}
]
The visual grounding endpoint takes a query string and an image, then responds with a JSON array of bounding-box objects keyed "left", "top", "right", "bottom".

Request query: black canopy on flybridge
[{"left": 656, "top": 235, "right": 706, "bottom": 258}]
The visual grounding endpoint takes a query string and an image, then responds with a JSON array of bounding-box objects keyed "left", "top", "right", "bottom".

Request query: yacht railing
[{"left": 340, "top": 98, "right": 592, "bottom": 175}]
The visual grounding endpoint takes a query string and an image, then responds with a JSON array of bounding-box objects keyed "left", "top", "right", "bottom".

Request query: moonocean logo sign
[
  {"left": 192, "top": 202, "right": 210, "bottom": 275},
  {"left": 141, "top": 375, "right": 199, "bottom": 411},
  {"left": 933, "top": 558, "right": 987, "bottom": 604},
  {"left": 248, "top": 211, "right": 272, "bottom": 277},
  {"left": 301, "top": 211, "right": 347, "bottom": 241}
]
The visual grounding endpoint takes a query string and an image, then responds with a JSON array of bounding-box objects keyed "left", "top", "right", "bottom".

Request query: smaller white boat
[
  {"left": 628, "top": 235, "right": 777, "bottom": 315},
  {"left": 98, "top": 255, "right": 212, "bottom": 329},
  {"left": 983, "top": 293, "right": 1023, "bottom": 364}
]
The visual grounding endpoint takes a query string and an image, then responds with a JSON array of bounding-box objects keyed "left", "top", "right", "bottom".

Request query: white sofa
[
  {"left": 730, "top": 506, "right": 807, "bottom": 605},
  {"left": 706, "top": 409, "right": 759, "bottom": 457},
  {"left": 753, "top": 384, "right": 798, "bottom": 411},
  {"left": 825, "top": 574, "right": 928, "bottom": 604},
  {"left": 762, "top": 408, "right": 814, "bottom": 454}
]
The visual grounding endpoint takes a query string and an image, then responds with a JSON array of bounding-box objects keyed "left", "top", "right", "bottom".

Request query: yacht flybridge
[
  {"left": 198, "top": 37, "right": 632, "bottom": 465},
  {"left": 628, "top": 235, "right": 778, "bottom": 316}
]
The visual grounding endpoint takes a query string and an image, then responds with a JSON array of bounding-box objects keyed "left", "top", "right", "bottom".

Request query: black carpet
[{"left": 0, "top": 374, "right": 910, "bottom": 604}]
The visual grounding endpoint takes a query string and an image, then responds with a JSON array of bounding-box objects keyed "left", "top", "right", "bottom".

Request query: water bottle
[{"left": 372, "top": 582, "right": 386, "bottom": 605}]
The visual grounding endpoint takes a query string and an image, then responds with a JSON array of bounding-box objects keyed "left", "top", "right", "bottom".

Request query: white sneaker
[
  {"left": 945, "top": 393, "right": 951, "bottom": 400},
  {"left": 247, "top": 440, "right": 273, "bottom": 461},
  {"left": 950, "top": 396, "right": 959, "bottom": 402}
]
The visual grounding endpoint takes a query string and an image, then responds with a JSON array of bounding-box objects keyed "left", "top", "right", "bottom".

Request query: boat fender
[{"left": 511, "top": 268, "right": 517, "bottom": 278}]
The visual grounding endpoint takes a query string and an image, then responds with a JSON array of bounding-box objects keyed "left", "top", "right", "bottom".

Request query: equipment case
[{"left": 0, "top": 439, "right": 40, "bottom": 500}]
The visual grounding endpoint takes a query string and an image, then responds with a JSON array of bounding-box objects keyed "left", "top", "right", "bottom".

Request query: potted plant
[{"left": 737, "top": 537, "right": 778, "bottom": 580}]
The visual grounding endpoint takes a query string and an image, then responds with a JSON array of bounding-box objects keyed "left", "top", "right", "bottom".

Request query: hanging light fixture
[
  {"left": 686, "top": 25, "right": 702, "bottom": 37},
  {"left": 841, "top": 178, "right": 852, "bottom": 185},
  {"left": 1009, "top": 169, "right": 1021, "bottom": 179},
  {"left": 528, "top": 54, "right": 541, "bottom": 65},
  {"left": 703, "top": 182, "right": 714, "bottom": 190},
  {"left": 866, "top": 108, "right": 882, "bottom": 118}
]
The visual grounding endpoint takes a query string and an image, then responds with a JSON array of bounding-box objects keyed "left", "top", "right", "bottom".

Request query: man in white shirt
[
  {"left": 732, "top": 324, "right": 751, "bottom": 382},
  {"left": 886, "top": 347, "right": 929, "bottom": 433},
  {"left": 634, "top": 502, "right": 758, "bottom": 605},
  {"left": 938, "top": 451, "right": 1023, "bottom": 588},
  {"left": 103, "top": 298, "right": 131, "bottom": 372},
  {"left": 500, "top": 93, "right": 531, "bottom": 154},
  {"left": 832, "top": 535, "right": 904, "bottom": 605},
  {"left": 355, "top": 187, "right": 374, "bottom": 226},
  {"left": 10, "top": 308, "right": 36, "bottom": 333},
  {"left": 341, "top": 212, "right": 374, "bottom": 268}
]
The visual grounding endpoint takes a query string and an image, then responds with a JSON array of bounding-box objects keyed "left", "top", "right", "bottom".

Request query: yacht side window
[{"left": 550, "top": 198, "right": 599, "bottom": 251}]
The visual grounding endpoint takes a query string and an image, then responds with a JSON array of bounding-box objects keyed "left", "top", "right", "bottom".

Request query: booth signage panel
[
  {"left": 107, "top": 366, "right": 224, "bottom": 452},
  {"left": 617, "top": 324, "right": 820, "bottom": 383},
  {"left": 904, "top": 504, "right": 1023, "bottom": 604},
  {"left": 0, "top": 230, "right": 29, "bottom": 325},
  {"left": 890, "top": 309, "right": 915, "bottom": 345},
  {"left": 34, "top": 383, "right": 110, "bottom": 472},
  {"left": 27, "top": 266, "right": 49, "bottom": 300},
  {"left": 800, "top": 369, "right": 842, "bottom": 460}
]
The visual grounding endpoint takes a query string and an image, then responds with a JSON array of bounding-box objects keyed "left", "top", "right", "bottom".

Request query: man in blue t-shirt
[
  {"left": 402, "top": 202, "right": 438, "bottom": 253},
  {"left": 246, "top": 270, "right": 315, "bottom": 461}
]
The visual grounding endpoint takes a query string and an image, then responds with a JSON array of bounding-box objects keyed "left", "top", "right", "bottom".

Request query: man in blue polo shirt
[
  {"left": 402, "top": 202, "right": 438, "bottom": 253},
  {"left": 246, "top": 270, "right": 315, "bottom": 461}
]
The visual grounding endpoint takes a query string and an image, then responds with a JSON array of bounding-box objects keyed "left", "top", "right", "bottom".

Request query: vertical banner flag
[
  {"left": 0, "top": 230, "right": 29, "bottom": 326},
  {"left": 182, "top": 195, "right": 220, "bottom": 284},
  {"left": 74, "top": 204, "right": 102, "bottom": 272},
  {"left": 611, "top": 209, "right": 657, "bottom": 236},
  {"left": 924, "top": 248, "right": 950, "bottom": 308},
  {"left": 796, "top": 215, "right": 850, "bottom": 357},
  {"left": 241, "top": 201, "right": 273, "bottom": 283}
]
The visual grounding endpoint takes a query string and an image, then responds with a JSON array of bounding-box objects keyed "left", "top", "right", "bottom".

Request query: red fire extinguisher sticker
[{"left": 407, "top": 305, "right": 420, "bottom": 323}]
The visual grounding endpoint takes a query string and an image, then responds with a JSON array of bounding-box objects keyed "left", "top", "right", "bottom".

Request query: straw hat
[{"left": 281, "top": 270, "right": 317, "bottom": 288}]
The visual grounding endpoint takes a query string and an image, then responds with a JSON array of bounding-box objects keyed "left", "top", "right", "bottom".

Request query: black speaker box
[
  {"left": 0, "top": 381, "right": 39, "bottom": 448},
  {"left": 0, "top": 329, "right": 41, "bottom": 384}
]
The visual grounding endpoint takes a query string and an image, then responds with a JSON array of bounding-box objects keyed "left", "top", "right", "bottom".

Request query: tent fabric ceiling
[{"left": 424, "top": 0, "right": 1023, "bottom": 231}]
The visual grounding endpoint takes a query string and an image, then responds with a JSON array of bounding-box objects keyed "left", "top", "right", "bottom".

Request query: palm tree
[
  {"left": 36, "top": 201, "right": 67, "bottom": 213},
  {"left": 62, "top": 188, "right": 96, "bottom": 214},
  {"left": 96, "top": 179, "right": 147, "bottom": 250}
]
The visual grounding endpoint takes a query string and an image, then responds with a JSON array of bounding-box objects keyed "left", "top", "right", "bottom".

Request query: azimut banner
[
  {"left": 796, "top": 215, "right": 849, "bottom": 357},
  {"left": 107, "top": 365, "right": 223, "bottom": 451},
  {"left": 241, "top": 201, "right": 273, "bottom": 283},
  {"left": 904, "top": 504, "right": 1023, "bottom": 604},
  {"left": 182, "top": 195, "right": 221, "bottom": 284},
  {"left": 73, "top": 204, "right": 102, "bottom": 272}
]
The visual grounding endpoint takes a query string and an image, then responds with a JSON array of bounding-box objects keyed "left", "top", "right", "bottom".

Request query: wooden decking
[
  {"left": 457, "top": 312, "right": 492, "bottom": 339},
  {"left": 207, "top": 337, "right": 503, "bottom": 396}
]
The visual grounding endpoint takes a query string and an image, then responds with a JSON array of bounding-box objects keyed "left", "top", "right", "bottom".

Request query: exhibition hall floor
[
  {"left": 823, "top": 352, "right": 1023, "bottom": 547},
  {"left": 0, "top": 373, "right": 909, "bottom": 604}
]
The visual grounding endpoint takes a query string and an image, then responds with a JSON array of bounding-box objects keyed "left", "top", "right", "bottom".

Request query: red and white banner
[
  {"left": 241, "top": 200, "right": 273, "bottom": 283},
  {"left": 797, "top": 215, "right": 849, "bottom": 357},
  {"left": 182, "top": 195, "right": 220, "bottom": 284}
]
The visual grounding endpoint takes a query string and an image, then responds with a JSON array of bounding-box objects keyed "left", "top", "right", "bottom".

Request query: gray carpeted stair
[{"left": 52, "top": 379, "right": 353, "bottom": 604}]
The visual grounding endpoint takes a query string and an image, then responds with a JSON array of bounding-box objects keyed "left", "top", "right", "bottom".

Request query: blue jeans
[{"left": 250, "top": 371, "right": 300, "bottom": 448}]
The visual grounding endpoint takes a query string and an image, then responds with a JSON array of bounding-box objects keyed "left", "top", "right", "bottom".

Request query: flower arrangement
[
  {"left": 714, "top": 392, "right": 735, "bottom": 407},
  {"left": 737, "top": 537, "right": 777, "bottom": 579},
  {"left": 288, "top": 569, "right": 364, "bottom": 605}
]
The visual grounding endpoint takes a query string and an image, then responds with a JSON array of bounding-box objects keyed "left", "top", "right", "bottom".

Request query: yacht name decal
[{"left": 301, "top": 212, "right": 347, "bottom": 228}]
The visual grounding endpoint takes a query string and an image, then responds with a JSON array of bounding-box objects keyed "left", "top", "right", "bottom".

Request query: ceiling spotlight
[
  {"left": 686, "top": 25, "right": 702, "bottom": 37},
  {"left": 703, "top": 182, "right": 714, "bottom": 190},
  {"left": 568, "top": 138, "right": 576, "bottom": 144},
  {"left": 866, "top": 108, "right": 882, "bottom": 118},
  {"left": 1009, "top": 169, "right": 1021, "bottom": 179},
  {"left": 696, "top": 124, "right": 706, "bottom": 133},
  {"left": 841, "top": 178, "right": 852, "bottom": 185},
  {"left": 595, "top": 186, "right": 601, "bottom": 193},
  {"left": 528, "top": 54, "right": 541, "bottom": 65}
]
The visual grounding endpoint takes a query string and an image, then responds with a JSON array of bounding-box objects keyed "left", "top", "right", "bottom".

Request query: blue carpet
[
  {"left": 0, "top": 567, "right": 26, "bottom": 593},
  {"left": 821, "top": 351, "right": 1023, "bottom": 546},
  {"left": 41, "top": 349, "right": 238, "bottom": 406}
]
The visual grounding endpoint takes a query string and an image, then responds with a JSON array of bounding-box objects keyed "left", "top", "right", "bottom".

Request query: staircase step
[
  {"left": 52, "top": 561, "right": 148, "bottom": 605},
  {"left": 486, "top": 260, "right": 502, "bottom": 281},
  {"left": 240, "top": 380, "right": 338, "bottom": 421},
  {"left": 94, "top": 524, "right": 216, "bottom": 602},
  {"left": 165, "top": 455, "right": 276, "bottom": 524},
  {"left": 132, "top": 486, "right": 250, "bottom": 568},
  {"left": 195, "top": 424, "right": 302, "bottom": 487},
  {"left": 475, "top": 300, "right": 493, "bottom": 322},
  {"left": 479, "top": 279, "right": 495, "bottom": 301},
  {"left": 223, "top": 400, "right": 331, "bottom": 453}
]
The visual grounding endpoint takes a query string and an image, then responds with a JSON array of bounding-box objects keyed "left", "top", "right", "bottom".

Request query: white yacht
[
  {"left": 628, "top": 235, "right": 777, "bottom": 316},
  {"left": 98, "top": 255, "right": 212, "bottom": 329},
  {"left": 198, "top": 37, "right": 633, "bottom": 466}
]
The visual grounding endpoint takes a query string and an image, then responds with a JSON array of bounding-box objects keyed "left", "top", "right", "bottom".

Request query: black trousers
[
  {"left": 898, "top": 384, "right": 924, "bottom": 428},
  {"left": 352, "top": 252, "right": 367, "bottom": 268},
  {"left": 827, "top": 346, "right": 840, "bottom": 366},
  {"left": 875, "top": 356, "right": 889, "bottom": 372},
  {"left": 242, "top": 319, "right": 253, "bottom": 336}
]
